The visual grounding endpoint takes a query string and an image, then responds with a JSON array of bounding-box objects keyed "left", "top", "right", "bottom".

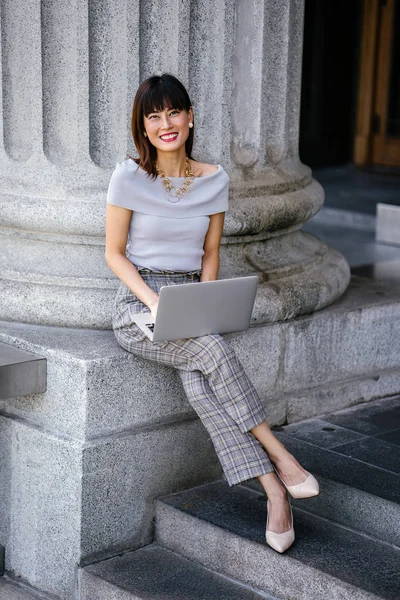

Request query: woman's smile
[{"left": 160, "top": 132, "right": 179, "bottom": 142}]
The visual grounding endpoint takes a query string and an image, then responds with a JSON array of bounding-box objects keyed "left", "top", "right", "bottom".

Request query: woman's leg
[
  {"left": 250, "top": 422, "right": 309, "bottom": 486},
  {"left": 178, "top": 369, "right": 274, "bottom": 486},
  {"left": 115, "top": 326, "right": 293, "bottom": 533}
]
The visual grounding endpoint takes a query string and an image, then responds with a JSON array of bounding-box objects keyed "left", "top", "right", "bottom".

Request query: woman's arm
[
  {"left": 200, "top": 212, "right": 225, "bottom": 282},
  {"left": 105, "top": 204, "right": 159, "bottom": 314}
]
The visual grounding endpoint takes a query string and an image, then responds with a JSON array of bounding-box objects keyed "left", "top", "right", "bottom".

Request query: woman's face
[{"left": 143, "top": 106, "right": 193, "bottom": 153}]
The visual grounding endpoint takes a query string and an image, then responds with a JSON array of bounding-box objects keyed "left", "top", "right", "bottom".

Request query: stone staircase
[
  {"left": 77, "top": 396, "right": 400, "bottom": 600},
  {"left": 3, "top": 396, "right": 399, "bottom": 599}
]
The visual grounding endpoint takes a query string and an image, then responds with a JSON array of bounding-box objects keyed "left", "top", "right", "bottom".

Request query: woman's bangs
[{"left": 142, "top": 82, "right": 188, "bottom": 116}]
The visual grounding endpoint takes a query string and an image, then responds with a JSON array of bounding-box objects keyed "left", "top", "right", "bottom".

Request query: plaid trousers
[{"left": 112, "top": 267, "right": 274, "bottom": 486}]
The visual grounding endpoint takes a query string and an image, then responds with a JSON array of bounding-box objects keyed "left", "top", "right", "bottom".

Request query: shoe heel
[{"left": 265, "top": 499, "right": 295, "bottom": 553}]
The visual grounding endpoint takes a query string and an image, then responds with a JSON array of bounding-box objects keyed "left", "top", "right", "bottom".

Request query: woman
[{"left": 105, "top": 73, "right": 319, "bottom": 554}]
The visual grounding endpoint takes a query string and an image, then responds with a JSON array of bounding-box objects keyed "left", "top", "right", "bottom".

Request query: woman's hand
[{"left": 147, "top": 297, "right": 159, "bottom": 319}]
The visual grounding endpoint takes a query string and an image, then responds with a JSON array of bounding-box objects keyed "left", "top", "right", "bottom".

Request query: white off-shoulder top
[{"left": 106, "top": 158, "right": 229, "bottom": 271}]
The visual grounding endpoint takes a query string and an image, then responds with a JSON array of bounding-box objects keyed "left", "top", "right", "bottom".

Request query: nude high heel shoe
[
  {"left": 279, "top": 470, "right": 319, "bottom": 499},
  {"left": 265, "top": 499, "right": 295, "bottom": 553}
]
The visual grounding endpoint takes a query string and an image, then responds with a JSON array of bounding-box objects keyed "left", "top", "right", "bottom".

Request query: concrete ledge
[
  {"left": 0, "top": 342, "right": 46, "bottom": 400},
  {"left": 377, "top": 203, "right": 400, "bottom": 246},
  {"left": 0, "top": 276, "right": 399, "bottom": 440}
]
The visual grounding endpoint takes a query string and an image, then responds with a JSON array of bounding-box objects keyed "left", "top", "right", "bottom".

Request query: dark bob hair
[{"left": 130, "top": 73, "right": 194, "bottom": 178}]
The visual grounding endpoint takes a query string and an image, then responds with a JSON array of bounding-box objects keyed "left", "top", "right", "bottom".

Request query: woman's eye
[{"left": 170, "top": 110, "right": 179, "bottom": 115}]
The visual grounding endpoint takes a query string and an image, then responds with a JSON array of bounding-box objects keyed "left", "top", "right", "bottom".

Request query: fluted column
[
  {"left": 0, "top": 0, "right": 349, "bottom": 328},
  {"left": 219, "top": 0, "right": 350, "bottom": 322}
]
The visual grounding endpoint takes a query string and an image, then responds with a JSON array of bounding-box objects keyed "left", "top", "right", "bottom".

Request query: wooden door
[{"left": 355, "top": 0, "right": 400, "bottom": 167}]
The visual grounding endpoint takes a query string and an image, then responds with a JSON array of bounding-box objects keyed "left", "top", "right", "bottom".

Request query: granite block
[
  {"left": 0, "top": 414, "right": 222, "bottom": 599},
  {"left": 282, "top": 418, "right": 366, "bottom": 449},
  {"left": 0, "top": 417, "right": 12, "bottom": 551},
  {"left": 5, "top": 421, "right": 81, "bottom": 599},
  {"left": 0, "top": 577, "right": 54, "bottom": 599},
  {"left": 332, "top": 436, "right": 400, "bottom": 474},
  {"left": 0, "top": 319, "right": 284, "bottom": 440},
  {"left": 323, "top": 404, "right": 400, "bottom": 436},
  {"left": 80, "top": 543, "right": 273, "bottom": 600},
  {"left": 376, "top": 428, "right": 400, "bottom": 446},
  {"left": 80, "top": 418, "right": 221, "bottom": 561},
  {"left": 283, "top": 293, "right": 400, "bottom": 392}
]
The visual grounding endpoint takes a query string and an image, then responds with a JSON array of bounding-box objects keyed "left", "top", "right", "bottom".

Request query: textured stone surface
[
  {"left": 0, "top": 341, "right": 46, "bottom": 399},
  {"left": 0, "top": 577, "right": 55, "bottom": 599},
  {"left": 282, "top": 418, "right": 367, "bottom": 449},
  {"left": 79, "top": 543, "right": 274, "bottom": 600},
  {"left": 323, "top": 400, "right": 400, "bottom": 436},
  {"left": 0, "top": 319, "right": 284, "bottom": 440},
  {"left": 286, "top": 368, "right": 400, "bottom": 422},
  {"left": 0, "top": 415, "right": 220, "bottom": 599},
  {"left": 282, "top": 278, "right": 400, "bottom": 394},
  {"left": 1, "top": 276, "right": 399, "bottom": 440},
  {"left": 377, "top": 428, "right": 400, "bottom": 445},
  {"left": 332, "top": 436, "right": 400, "bottom": 474},
  {"left": 80, "top": 419, "right": 221, "bottom": 562},
  {"left": 274, "top": 429, "right": 400, "bottom": 505},
  {"left": 0, "top": 419, "right": 81, "bottom": 599},
  {"left": 156, "top": 481, "right": 400, "bottom": 599}
]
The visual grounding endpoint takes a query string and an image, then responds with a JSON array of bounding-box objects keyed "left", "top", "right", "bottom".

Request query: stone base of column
[
  {"left": 221, "top": 171, "right": 351, "bottom": 323},
  {"left": 0, "top": 168, "right": 350, "bottom": 329},
  {"left": 0, "top": 276, "right": 399, "bottom": 598}
]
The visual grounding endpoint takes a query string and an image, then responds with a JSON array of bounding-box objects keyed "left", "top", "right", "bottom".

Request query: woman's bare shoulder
[{"left": 190, "top": 160, "right": 219, "bottom": 177}]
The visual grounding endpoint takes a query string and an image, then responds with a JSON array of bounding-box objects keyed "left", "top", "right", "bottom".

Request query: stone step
[
  {"left": 0, "top": 341, "right": 46, "bottom": 399},
  {"left": 242, "top": 396, "right": 400, "bottom": 546},
  {"left": 155, "top": 480, "right": 400, "bottom": 600},
  {"left": 251, "top": 431, "right": 400, "bottom": 547},
  {"left": 79, "top": 542, "right": 277, "bottom": 600},
  {"left": 0, "top": 576, "right": 56, "bottom": 599}
]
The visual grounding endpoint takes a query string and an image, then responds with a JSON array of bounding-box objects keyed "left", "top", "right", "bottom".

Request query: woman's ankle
[
  {"left": 257, "top": 472, "right": 286, "bottom": 499},
  {"left": 269, "top": 449, "right": 295, "bottom": 468}
]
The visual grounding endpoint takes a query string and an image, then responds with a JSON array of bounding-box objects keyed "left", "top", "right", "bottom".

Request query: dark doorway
[{"left": 299, "top": 0, "right": 364, "bottom": 168}]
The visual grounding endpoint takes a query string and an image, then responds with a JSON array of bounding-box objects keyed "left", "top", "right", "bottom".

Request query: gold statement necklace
[{"left": 155, "top": 157, "right": 195, "bottom": 203}]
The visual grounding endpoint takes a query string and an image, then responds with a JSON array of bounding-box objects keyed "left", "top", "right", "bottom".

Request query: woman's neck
[{"left": 155, "top": 150, "right": 188, "bottom": 177}]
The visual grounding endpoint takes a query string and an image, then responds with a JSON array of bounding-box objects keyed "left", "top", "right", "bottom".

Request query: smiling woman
[
  {"left": 104, "top": 73, "right": 319, "bottom": 555},
  {"left": 130, "top": 74, "right": 195, "bottom": 178}
]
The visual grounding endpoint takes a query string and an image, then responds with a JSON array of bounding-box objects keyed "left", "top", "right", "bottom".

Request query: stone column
[
  {"left": 0, "top": 2, "right": 351, "bottom": 598},
  {"left": 0, "top": 0, "right": 349, "bottom": 329},
  {"left": 219, "top": 0, "right": 349, "bottom": 322}
]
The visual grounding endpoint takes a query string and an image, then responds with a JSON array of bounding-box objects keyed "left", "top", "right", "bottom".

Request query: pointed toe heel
[
  {"left": 284, "top": 471, "right": 319, "bottom": 499},
  {"left": 265, "top": 500, "right": 295, "bottom": 553}
]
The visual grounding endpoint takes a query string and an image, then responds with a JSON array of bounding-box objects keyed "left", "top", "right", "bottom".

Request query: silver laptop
[{"left": 132, "top": 276, "right": 259, "bottom": 342}]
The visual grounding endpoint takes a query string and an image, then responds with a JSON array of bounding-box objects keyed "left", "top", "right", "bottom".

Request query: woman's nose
[{"left": 160, "top": 112, "right": 172, "bottom": 129}]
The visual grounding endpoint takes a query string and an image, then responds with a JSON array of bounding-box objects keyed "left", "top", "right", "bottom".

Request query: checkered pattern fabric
[{"left": 112, "top": 268, "right": 274, "bottom": 486}]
